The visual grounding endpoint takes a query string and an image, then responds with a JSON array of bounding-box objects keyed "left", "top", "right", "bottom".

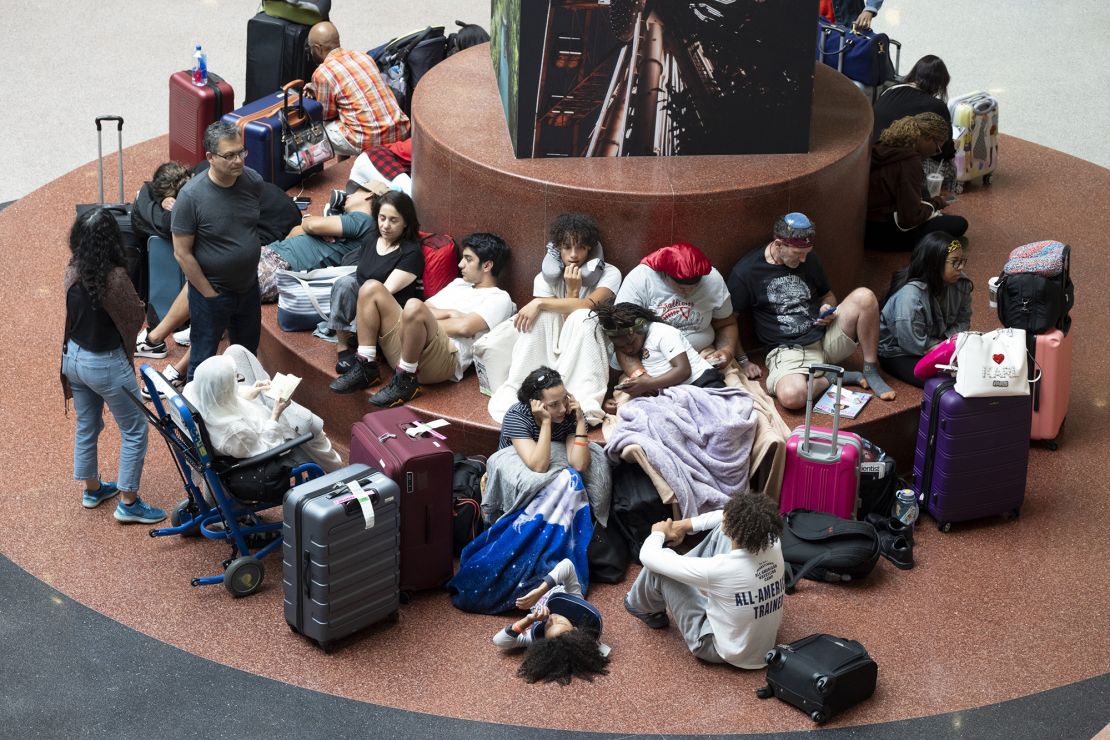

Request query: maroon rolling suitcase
[
  {"left": 350, "top": 409, "right": 453, "bottom": 593},
  {"left": 169, "top": 70, "right": 235, "bottom": 166}
]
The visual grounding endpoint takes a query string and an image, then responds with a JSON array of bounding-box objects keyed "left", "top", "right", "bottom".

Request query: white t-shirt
[
  {"left": 639, "top": 510, "right": 786, "bottom": 670},
  {"left": 427, "top": 278, "right": 516, "bottom": 381},
  {"left": 637, "top": 322, "right": 715, "bottom": 384},
  {"left": 615, "top": 264, "right": 733, "bottom": 351},
  {"left": 532, "top": 263, "right": 622, "bottom": 299}
]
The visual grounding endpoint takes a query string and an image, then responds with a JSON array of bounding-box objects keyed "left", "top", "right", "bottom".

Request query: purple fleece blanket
[{"left": 605, "top": 386, "right": 757, "bottom": 518}]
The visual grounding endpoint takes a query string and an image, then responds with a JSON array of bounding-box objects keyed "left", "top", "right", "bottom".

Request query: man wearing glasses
[
  {"left": 726, "top": 212, "right": 896, "bottom": 409},
  {"left": 171, "top": 121, "right": 264, "bottom": 380}
]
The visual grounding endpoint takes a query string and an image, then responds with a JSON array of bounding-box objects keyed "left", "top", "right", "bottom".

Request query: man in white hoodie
[{"left": 624, "top": 491, "right": 786, "bottom": 669}]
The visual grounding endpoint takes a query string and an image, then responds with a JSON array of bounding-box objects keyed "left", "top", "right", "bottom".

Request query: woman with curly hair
[
  {"left": 493, "top": 558, "right": 610, "bottom": 685},
  {"left": 60, "top": 208, "right": 166, "bottom": 524},
  {"left": 592, "top": 302, "right": 724, "bottom": 413},
  {"left": 624, "top": 491, "right": 785, "bottom": 669},
  {"left": 866, "top": 112, "right": 968, "bottom": 251}
]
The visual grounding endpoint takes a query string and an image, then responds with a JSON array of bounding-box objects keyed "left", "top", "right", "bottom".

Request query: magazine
[{"left": 813, "top": 386, "right": 872, "bottom": 419}]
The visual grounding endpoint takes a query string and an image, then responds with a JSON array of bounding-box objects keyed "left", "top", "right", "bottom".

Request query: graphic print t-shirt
[
  {"left": 615, "top": 265, "right": 733, "bottom": 352},
  {"left": 727, "top": 246, "right": 831, "bottom": 347}
]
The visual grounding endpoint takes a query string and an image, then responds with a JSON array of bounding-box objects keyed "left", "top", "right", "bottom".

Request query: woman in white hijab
[{"left": 183, "top": 345, "right": 342, "bottom": 473}]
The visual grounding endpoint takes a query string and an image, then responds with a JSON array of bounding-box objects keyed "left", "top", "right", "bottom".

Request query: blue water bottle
[{"left": 192, "top": 44, "right": 208, "bottom": 86}]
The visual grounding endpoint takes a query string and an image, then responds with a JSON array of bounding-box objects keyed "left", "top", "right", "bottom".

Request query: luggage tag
[
  {"left": 345, "top": 480, "right": 375, "bottom": 530},
  {"left": 404, "top": 418, "right": 449, "bottom": 441}
]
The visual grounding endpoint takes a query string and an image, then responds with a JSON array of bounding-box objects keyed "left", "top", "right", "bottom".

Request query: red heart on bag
[{"left": 992, "top": 353, "right": 1005, "bottom": 364}]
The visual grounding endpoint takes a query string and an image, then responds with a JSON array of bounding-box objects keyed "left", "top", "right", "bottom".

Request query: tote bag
[
  {"left": 952, "top": 328, "right": 1036, "bottom": 398},
  {"left": 274, "top": 265, "right": 356, "bottom": 332}
]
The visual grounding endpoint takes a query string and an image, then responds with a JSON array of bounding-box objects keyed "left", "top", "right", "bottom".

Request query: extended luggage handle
[
  {"left": 281, "top": 79, "right": 309, "bottom": 129},
  {"left": 94, "top": 115, "right": 126, "bottom": 206},
  {"left": 802, "top": 363, "right": 846, "bottom": 458}
]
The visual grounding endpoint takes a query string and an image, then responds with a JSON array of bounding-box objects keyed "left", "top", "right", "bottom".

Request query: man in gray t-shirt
[{"left": 172, "top": 121, "right": 263, "bottom": 380}]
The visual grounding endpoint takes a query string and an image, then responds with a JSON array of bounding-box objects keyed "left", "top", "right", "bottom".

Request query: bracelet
[
  {"left": 628, "top": 368, "right": 647, "bottom": 379},
  {"left": 574, "top": 440, "right": 588, "bottom": 447},
  {"left": 737, "top": 355, "right": 749, "bottom": 364}
]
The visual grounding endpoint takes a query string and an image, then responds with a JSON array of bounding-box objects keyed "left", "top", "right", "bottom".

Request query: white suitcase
[{"left": 949, "top": 91, "right": 999, "bottom": 190}]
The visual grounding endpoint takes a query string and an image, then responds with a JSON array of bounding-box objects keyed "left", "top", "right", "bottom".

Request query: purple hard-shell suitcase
[
  {"left": 913, "top": 377, "right": 1031, "bottom": 531},
  {"left": 780, "top": 364, "right": 862, "bottom": 519},
  {"left": 349, "top": 408, "right": 454, "bottom": 593}
]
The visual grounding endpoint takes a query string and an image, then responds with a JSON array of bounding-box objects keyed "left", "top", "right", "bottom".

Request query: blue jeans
[
  {"left": 187, "top": 281, "right": 262, "bottom": 380},
  {"left": 62, "top": 340, "right": 149, "bottom": 493}
]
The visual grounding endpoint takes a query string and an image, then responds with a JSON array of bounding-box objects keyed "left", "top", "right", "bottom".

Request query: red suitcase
[
  {"left": 169, "top": 70, "right": 235, "bottom": 166},
  {"left": 1030, "top": 329, "right": 1071, "bottom": 447},
  {"left": 780, "top": 364, "right": 862, "bottom": 519},
  {"left": 350, "top": 409, "right": 454, "bottom": 593}
]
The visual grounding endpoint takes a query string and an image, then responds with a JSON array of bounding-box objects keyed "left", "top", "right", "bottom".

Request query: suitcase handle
[
  {"left": 302, "top": 551, "right": 312, "bottom": 596},
  {"left": 93, "top": 116, "right": 126, "bottom": 206},
  {"left": 802, "top": 364, "right": 845, "bottom": 457}
]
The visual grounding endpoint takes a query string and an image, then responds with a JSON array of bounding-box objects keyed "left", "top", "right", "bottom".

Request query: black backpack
[
  {"left": 609, "top": 462, "right": 673, "bottom": 564},
  {"left": 779, "top": 510, "right": 880, "bottom": 592},
  {"left": 371, "top": 27, "right": 447, "bottom": 115},
  {"left": 996, "top": 243, "right": 1074, "bottom": 335},
  {"left": 451, "top": 453, "right": 487, "bottom": 555}
]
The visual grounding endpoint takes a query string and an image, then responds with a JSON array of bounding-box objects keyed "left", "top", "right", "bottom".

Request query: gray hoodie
[{"left": 879, "top": 277, "right": 973, "bottom": 358}]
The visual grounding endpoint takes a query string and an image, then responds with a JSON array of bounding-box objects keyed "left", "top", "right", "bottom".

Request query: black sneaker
[
  {"left": 135, "top": 329, "right": 168, "bottom": 359},
  {"left": 329, "top": 359, "right": 381, "bottom": 394},
  {"left": 335, "top": 349, "right": 357, "bottom": 375},
  {"left": 624, "top": 595, "right": 669, "bottom": 629},
  {"left": 368, "top": 372, "right": 422, "bottom": 408},
  {"left": 323, "top": 189, "right": 347, "bottom": 217}
]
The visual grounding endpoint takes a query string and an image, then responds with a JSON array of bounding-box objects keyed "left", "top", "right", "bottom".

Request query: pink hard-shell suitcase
[
  {"left": 1030, "top": 329, "right": 1071, "bottom": 447},
  {"left": 780, "top": 364, "right": 862, "bottom": 519}
]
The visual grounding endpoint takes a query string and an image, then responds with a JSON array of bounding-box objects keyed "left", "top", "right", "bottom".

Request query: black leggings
[
  {"left": 865, "top": 214, "right": 969, "bottom": 252},
  {"left": 879, "top": 354, "right": 924, "bottom": 388}
]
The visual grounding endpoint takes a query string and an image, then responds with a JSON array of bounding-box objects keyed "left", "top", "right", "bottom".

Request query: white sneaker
[
  {"left": 135, "top": 328, "right": 168, "bottom": 359},
  {"left": 172, "top": 327, "right": 191, "bottom": 347}
]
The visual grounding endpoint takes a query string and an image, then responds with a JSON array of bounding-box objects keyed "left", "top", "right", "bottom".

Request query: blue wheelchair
[{"left": 130, "top": 364, "right": 323, "bottom": 597}]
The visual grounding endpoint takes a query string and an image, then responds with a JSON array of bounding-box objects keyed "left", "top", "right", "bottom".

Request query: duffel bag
[
  {"left": 780, "top": 509, "right": 880, "bottom": 592},
  {"left": 274, "top": 265, "right": 356, "bottom": 332}
]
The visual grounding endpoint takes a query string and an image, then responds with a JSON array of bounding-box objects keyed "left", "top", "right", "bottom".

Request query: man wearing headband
[
  {"left": 725, "top": 213, "right": 896, "bottom": 409},
  {"left": 616, "top": 242, "right": 757, "bottom": 379}
]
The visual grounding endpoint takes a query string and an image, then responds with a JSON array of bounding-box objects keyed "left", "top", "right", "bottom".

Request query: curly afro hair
[
  {"left": 516, "top": 629, "right": 609, "bottom": 685},
  {"left": 721, "top": 491, "right": 783, "bottom": 553}
]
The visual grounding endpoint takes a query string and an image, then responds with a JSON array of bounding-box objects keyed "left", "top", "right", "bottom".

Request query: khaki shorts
[
  {"left": 764, "top": 320, "right": 858, "bottom": 396},
  {"left": 378, "top": 316, "right": 458, "bottom": 384}
]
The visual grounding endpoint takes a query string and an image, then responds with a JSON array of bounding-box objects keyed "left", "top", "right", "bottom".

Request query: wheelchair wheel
[
  {"left": 171, "top": 499, "right": 200, "bottom": 537},
  {"left": 224, "top": 556, "right": 265, "bottom": 597}
]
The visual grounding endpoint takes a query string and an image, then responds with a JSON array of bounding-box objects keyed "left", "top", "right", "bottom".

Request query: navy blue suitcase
[
  {"left": 913, "top": 377, "right": 1031, "bottom": 531},
  {"left": 146, "top": 236, "right": 185, "bottom": 326},
  {"left": 222, "top": 83, "right": 325, "bottom": 190}
]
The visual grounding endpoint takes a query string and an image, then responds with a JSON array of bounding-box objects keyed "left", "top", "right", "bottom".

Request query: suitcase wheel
[
  {"left": 1004, "top": 508, "right": 1021, "bottom": 521},
  {"left": 938, "top": 521, "right": 952, "bottom": 533},
  {"left": 765, "top": 648, "right": 782, "bottom": 666},
  {"left": 400, "top": 590, "right": 413, "bottom": 605},
  {"left": 224, "top": 555, "right": 265, "bottom": 597},
  {"left": 755, "top": 684, "right": 774, "bottom": 700},
  {"left": 983, "top": 174, "right": 992, "bottom": 186},
  {"left": 811, "top": 710, "right": 828, "bottom": 724},
  {"left": 815, "top": 675, "right": 832, "bottom": 694},
  {"left": 388, "top": 610, "right": 401, "bottom": 624}
]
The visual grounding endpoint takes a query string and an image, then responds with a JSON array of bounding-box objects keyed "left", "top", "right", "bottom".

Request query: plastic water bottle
[{"left": 191, "top": 44, "right": 208, "bottom": 86}]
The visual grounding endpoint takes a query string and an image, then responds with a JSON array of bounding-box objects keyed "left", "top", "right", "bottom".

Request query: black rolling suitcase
[
  {"left": 245, "top": 12, "right": 317, "bottom": 104},
  {"left": 75, "top": 115, "right": 145, "bottom": 301},
  {"left": 756, "top": 633, "right": 877, "bottom": 724},
  {"left": 283, "top": 464, "right": 400, "bottom": 651}
]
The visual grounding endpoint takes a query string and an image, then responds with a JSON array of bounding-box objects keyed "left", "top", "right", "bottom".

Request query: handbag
[
  {"left": 951, "top": 328, "right": 1038, "bottom": 398},
  {"left": 472, "top": 317, "right": 519, "bottom": 396},
  {"left": 274, "top": 265, "right": 356, "bottom": 332},
  {"left": 280, "top": 83, "right": 334, "bottom": 175},
  {"left": 816, "top": 18, "right": 896, "bottom": 87}
]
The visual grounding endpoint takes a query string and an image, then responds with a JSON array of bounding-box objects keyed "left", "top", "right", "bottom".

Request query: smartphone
[
  {"left": 816, "top": 306, "right": 837, "bottom": 320},
  {"left": 294, "top": 196, "right": 311, "bottom": 211}
]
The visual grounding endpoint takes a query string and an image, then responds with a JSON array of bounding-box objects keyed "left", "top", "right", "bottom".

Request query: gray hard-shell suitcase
[{"left": 283, "top": 464, "right": 400, "bottom": 650}]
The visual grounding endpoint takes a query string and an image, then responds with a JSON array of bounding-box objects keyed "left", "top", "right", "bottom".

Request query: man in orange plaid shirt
[{"left": 304, "top": 22, "right": 410, "bottom": 156}]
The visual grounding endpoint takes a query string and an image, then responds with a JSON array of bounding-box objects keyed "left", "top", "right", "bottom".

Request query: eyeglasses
[
  {"left": 947, "top": 257, "right": 968, "bottom": 270},
  {"left": 212, "top": 148, "right": 248, "bottom": 161}
]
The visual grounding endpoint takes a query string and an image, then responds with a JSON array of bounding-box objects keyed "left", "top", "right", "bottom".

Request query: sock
[
  {"left": 397, "top": 359, "right": 419, "bottom": 374},
  {"left": 861, "top": 362, "right": 896, "bottom": 400},
  {"left": 357, "top": 345, "right": 377, "bottom": 361},
  {"left": 842, "top": 371, "right": 865, "bottom": 386}
]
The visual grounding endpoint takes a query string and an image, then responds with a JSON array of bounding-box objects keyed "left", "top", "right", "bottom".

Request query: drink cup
[
  {"left": 988, "top": 276, "right": 1000, "bottom": 308},
  {"left": 926, "top": 173, "right": 944, "bottom": 197}
]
